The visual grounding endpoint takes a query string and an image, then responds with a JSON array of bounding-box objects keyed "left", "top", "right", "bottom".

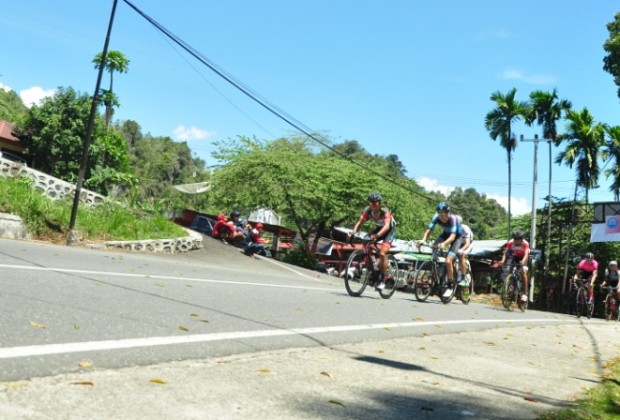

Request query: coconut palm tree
[
  {"left": 555, "top": 108, "right": 605, "bottom": 204},
  {"left": 93, "top": 50, "right": 130, "bottom": 128},
  {"left": 484, "top": 87, "right": 530, "bottom": 236},
  {"left": 602, "top": 125, "right": 620, "bottom": 201}
]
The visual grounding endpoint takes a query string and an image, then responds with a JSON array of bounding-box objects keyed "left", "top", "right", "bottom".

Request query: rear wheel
[
  {"left": 414, "top": 261, "right": 433, "bottom": 302},
  {"left": 344, "top": 250, "right": 369, "bottom": 297},
  {"left": 459, "top": 273, "right": 473, "bottom": 305},
  {"left": 378, "top": 256, "right": 399, "bottom": 299},
  {"left": 575, "top": 287, "right": 587, "bottom": 318}
]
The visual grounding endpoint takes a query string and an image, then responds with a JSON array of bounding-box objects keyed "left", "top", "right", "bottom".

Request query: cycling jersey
[
  {"left": 604, "top": 268, "right": 619, "bottom": 287},
  {"left": 577, "top": 259, "right": 598, "bottom": 273},
  {"left": 427, "top": 213, "right": 462, "bottom": 236},
  {"left": 359, "top": 206, "right": 396, "bottom": 242},
  {"left": 505, "top": 238, "right": 530, "bottom": 260}
]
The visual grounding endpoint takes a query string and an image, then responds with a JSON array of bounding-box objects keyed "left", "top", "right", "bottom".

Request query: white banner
[{"left": 591, "top": 215, "right": 620, "bottom": 242}]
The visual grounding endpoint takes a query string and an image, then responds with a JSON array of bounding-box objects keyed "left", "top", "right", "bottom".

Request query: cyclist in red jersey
[
  {"left": 573, "top": 252, "right": 598, "bottom": 303},
  {"left": 499, "top": 230, "right": 531, "bottom": 303},
  {"left": 349, "top": 192, "right": 396, "bottom": 290}
]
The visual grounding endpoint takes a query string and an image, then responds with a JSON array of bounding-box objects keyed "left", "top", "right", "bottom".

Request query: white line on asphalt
[
  {"left": 0, "top": 318, "right": 569, "bottom": 359},
  {"left": 0, "top": 263, "right": 335, "bottom": 291}
]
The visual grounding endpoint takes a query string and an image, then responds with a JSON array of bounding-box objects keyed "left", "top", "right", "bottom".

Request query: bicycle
[
  {"left": 413, "top": 242, "right": 466, "bottom": 304},
  {"left": 602, "top": 285, "right": 620, "bottom": 321},
  {"left": 501, "top": 261, "right": 527, "bottom": 312},
  {"left": 573, "top": 276, "right": 594, "bottom": 319},
  {"left": 344, "top": 235, "right": 399, "bottom": 299}
]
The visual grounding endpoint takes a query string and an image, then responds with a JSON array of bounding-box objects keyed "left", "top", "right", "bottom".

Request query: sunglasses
[{"left": 369, "top": 200, "right": 380, "bottom": 205}]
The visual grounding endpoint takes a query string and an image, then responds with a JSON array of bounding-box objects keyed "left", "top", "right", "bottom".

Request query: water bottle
[{"left": 371, "top": 254, "right": 380, "bottom": 271}]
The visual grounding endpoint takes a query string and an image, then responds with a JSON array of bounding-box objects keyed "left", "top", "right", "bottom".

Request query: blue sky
[{"left": 2, "top": 1, "right": 620, "bottom": 216}]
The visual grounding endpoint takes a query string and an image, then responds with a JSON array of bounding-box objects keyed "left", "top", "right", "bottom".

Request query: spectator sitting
[
  {"left": 230, "top": 210, "right": 247, "bottom": 231},
  {"left": 243, "top": 222, "right": 269, "bottom": 257},
  {"left": 211, "top": 213, "right": 234, "bottom": 243}
]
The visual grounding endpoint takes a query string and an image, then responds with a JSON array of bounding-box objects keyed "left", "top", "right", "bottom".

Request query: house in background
[{"left": 0, "top": 120, "right": 27, "bottom": 164}]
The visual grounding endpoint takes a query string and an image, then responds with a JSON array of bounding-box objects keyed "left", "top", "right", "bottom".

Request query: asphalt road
[{"left": 0, "top": 237, "right": 619, "bottom": 419}]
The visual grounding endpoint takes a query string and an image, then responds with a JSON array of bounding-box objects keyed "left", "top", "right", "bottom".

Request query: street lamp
[{"left": 520, "top": 134, "right": 553, "bottom": 301}]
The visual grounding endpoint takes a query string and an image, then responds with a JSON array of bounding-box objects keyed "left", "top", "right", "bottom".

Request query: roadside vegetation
[
  {"left": 0, "top": 176, "right": 186, "bottom": 243},
  {"left": 538, "top": 357, "right": 620, "bottom": 419}
]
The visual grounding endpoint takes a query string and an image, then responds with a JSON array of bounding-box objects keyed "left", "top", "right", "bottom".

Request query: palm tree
[
  {"left": 484, "top": 87, "right": 530, "bottom": 236},
  {"left": 526, "top": 89, "right": 572, "bottom": 141},
  {"left": 93, "top": 50, "right": 130, "bottom": 128},
  {"left": 602, "top": 125, "right": 620, "bottom": 201},
  {"left": 555, "top": 108, "right": 605, "bottom": 204}
]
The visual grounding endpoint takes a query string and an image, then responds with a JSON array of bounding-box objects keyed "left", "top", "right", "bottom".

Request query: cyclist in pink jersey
[
  {"left": 573, "top": 252, "right": 598, "bottom": 302},
  {"left": 499, "top": 230, "right": 530, "bottom": 303}
]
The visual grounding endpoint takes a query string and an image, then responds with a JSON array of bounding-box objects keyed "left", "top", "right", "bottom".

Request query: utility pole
[
  {"left": 67, "top": 0, "right": 119, "bottom": 245},
  {"left": 520, "top": 134, "right": 553, "bottom": 302}
]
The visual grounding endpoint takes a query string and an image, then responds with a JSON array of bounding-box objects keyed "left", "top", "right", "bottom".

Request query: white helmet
[
  {"left": 610, "top": 260, "right": 618, "bottom": 267},
  {"left": 456, "top": 215, "right": 463, "bottom": 224}
]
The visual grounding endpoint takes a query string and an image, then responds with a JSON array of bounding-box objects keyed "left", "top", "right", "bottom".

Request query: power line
[{"left": 120, "top": 0, "right": 435, "bottom": 202}]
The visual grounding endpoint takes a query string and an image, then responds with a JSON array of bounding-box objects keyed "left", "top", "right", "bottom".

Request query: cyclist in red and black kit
[
  {"left": 573, "top": 252, "right": 598, "bottom": 303},
  {"left": 350, "top": 192, "right": 396, "bottom": 290},
  {"left": 499, "top": 230, "right": 531, "bottom": 303}
]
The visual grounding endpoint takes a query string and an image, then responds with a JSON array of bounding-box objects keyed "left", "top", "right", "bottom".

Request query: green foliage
[
  {"left": 603, "top": 12, "right": 620, "bottom": 101},
  {"left": 0, "top": 175, "right": 185, "bottom": 241},
  {"left": 0, "top": 88, "right": 27, "bottom": 122},
  {"left": 279, "top": 241, "right": 320, "bottom": 270},
  {"left": 448, "top": 187, "right": 507, "bottom": 239}
]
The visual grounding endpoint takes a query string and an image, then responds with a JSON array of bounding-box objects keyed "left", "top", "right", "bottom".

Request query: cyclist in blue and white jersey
[{"left": 420, "top": 202, "right": 463, "bottom": 297}]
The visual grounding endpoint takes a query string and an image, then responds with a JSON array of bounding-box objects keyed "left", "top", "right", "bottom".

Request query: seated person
[
  {"left": 230, "top": 210, "right": 247, "bottom": 231},
  {"left": 243, "top": 222, "right": 268, "bottom": 257},
  {"left": 211, "top": 213, "right": 234, "bottom": 242}
]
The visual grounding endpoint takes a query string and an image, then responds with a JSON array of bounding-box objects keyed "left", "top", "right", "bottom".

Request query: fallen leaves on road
[
  {"left": 149, "top": 378, "right": 167, "bottom": 384},
  {"left": 30, "top": 321, "right": 45, "bottom": 329},
  {"left": 320, "top": 371, "right": 334, "bottom": 378},
  {"left": 329, "top": 399, "right": 346, "bottom": 407},
  {"left": 258, "top": 368, "right": 271, "bottom": 374},
  {"left": 178, "top": 325, "right": 189, "bottom": 331},
  {"left": 70, "top": 381, "right": 94, "bottom": 386},
  {"left": 78, "top": 361, "right": 93, "bottom": 368}
]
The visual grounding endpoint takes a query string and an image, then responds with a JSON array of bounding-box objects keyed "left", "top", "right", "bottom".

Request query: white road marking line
[
  {"left": 0, "top": 263, "right": 335, "bottom": 291},
  {"left": 0, "top": 318, "right": 569, "bottom": 359}
]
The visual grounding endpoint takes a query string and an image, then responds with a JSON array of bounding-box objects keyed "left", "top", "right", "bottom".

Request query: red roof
[{"left": 0, "top": 120, "right": 23, "bottom": 151}]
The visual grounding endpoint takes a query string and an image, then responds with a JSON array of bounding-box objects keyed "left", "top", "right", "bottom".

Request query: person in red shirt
[
  {"left": 243, "top": 222, "right": 268, "bottom": 257},
  {"left": 499, "top": 230, "right": 531, "bottom": 303},
  {"left": 573, "top": 252, "right": 599, "bottom": 302}
]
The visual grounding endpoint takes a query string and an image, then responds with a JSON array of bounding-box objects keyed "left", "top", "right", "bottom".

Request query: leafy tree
[
  {"left": 601, "top": 125, "right": 620, "bottom": 201},
  {"left": 13, "top": 87, "right": 134, "bottom": 195},
  {"left": 485, "top": 88, "right": 530, "bottom": 236},
  {"left": 93, "top": 50, "right": 130, "bottom": 128},
  {"left": 555, "top": 108, "right": 605, "bottom": 204},
  {"left": 0, "top": 88, "right": 27, "bottom": 122},
  {"left": 526, "top": 89, "right": 572, "bottom": 141},
  {"left": 447, "top": 187, "right": 507, "bottom": 239},
  {"left": 603, "top": 12, "right": 620, "bottom": 101}
]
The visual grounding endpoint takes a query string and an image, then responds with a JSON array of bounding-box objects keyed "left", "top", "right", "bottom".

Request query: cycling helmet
[
  {"left": 230, "top": 210, "right": 241, "bottom": 218},
  {"left": 585, "top": 252, "right": 594, "bottom": 260},
  {"left": 512, "top": 230, "right": 525, "bottom": 240},
  {"left": 609, "top": 260, "right": 618, "bottom": 267},
  {"left": 368, "top": 192, "right": 382, "bottom": 202},
  {"left": 436, "top": 202, "right": 450, "bottom": 212},
  {"left": 455, "top": 215, "right": 463, "bottom": 224}
]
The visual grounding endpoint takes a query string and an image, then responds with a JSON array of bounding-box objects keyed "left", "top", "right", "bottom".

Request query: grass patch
[
  {"left": 538, "top": 357, "right": 620, "bottom": 419},
  {"left": 0, "top": 175, "right": 187, "bottom": 242}
]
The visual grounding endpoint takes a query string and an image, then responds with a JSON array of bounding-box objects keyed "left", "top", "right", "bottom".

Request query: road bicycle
[
  {"left": 573, "top": 276, "right": 594, "bottom": 319},
  {"left": 344, "top": 235, "right": 399, "bottom": 299},
  {"left": 602, "top": 285, "right": 620, "bottom": 321},
  {"left": 501, "top": 261, "right": 527, "bottom": 312},
  {"left": 413, "top": 242, "right": 469, "bottom": 304}
]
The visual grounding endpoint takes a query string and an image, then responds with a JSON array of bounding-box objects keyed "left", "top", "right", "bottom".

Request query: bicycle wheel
[
  {"left": 378, "top": 256, "right": 399, "bottom": 299},
  {"left": 516, "top": 276, "right": 527, "bottom": 312},
  {"left": 575, "top": 287, "right": 587, "bottom": 318},
  {"left": 604, "top": 293, "right": 614, "bottom": 321},
  {"left": 439, "top": 267, "right": 456, "bottom": 304},
  {"left": 459, "top": 275, "right": 473, "bottom": 305},
  {"left": 502, "top": 275, "right": 516, "bottom": 311},
  {"left": 344, "top": 250, "right": 369, "bottom": 297},
  {"left": 586, "top": 293, "right": 594, "bottom": 319},
  {"left": 414, "top": 261, "right": 434, "bottom": 302}
]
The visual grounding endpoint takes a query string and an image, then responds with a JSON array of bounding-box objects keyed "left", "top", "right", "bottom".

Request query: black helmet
[
  {"left": 585, "top": 252, "right": 594, "bottom": 260},
  {"left": 230, "top": 210, "right": 241, "bottom": 218},
  {"left": 512, "top": 230, "right": 524, "bottom": 240},
  {"left": 436, "top": 202, "right": 450, "bottom": 212},
  {"left": 368, "top": 192, "right": 382, "bottom": 202}
]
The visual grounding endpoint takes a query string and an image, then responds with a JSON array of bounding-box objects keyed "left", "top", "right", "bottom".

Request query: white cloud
[
  {"left": 417, "top": 177, "right": 455, "bottom": 196},
  {"left": 173, "top": 124, "right": 215, "bottom": 141},
  {"left": 487, "top": 193, "right": 531, "bottom": 216},
  {"left": 499, "top": 68, "right": 555, "bottom": 85},
  {"left": 0, "top": 83, "right": 11, "bottom": 92},
  {"left": 19, "top": 86, "right": 56, "bottom": 107}
]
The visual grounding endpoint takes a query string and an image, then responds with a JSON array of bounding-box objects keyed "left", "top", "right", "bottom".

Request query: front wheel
[
  {"left": 575, "top": 287, "right": 587, "bottom": 318},
  {"left": 344, "top": 250, "right": 369, "bottom": 297},
  {"left": 604, "top": 294, "right": 614, "bottom": 321},
  {"left": 414, "top": 261, "right": 434, "bottom": 302},
  {"left": 502, "top": 275, "right": 515, "bottom": 311},
  {"left": 439, "top": 268, "right": 456, "bottom": 304},
  {"left": 378, "top": 256, "right": 399, "bottom": 299}
]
